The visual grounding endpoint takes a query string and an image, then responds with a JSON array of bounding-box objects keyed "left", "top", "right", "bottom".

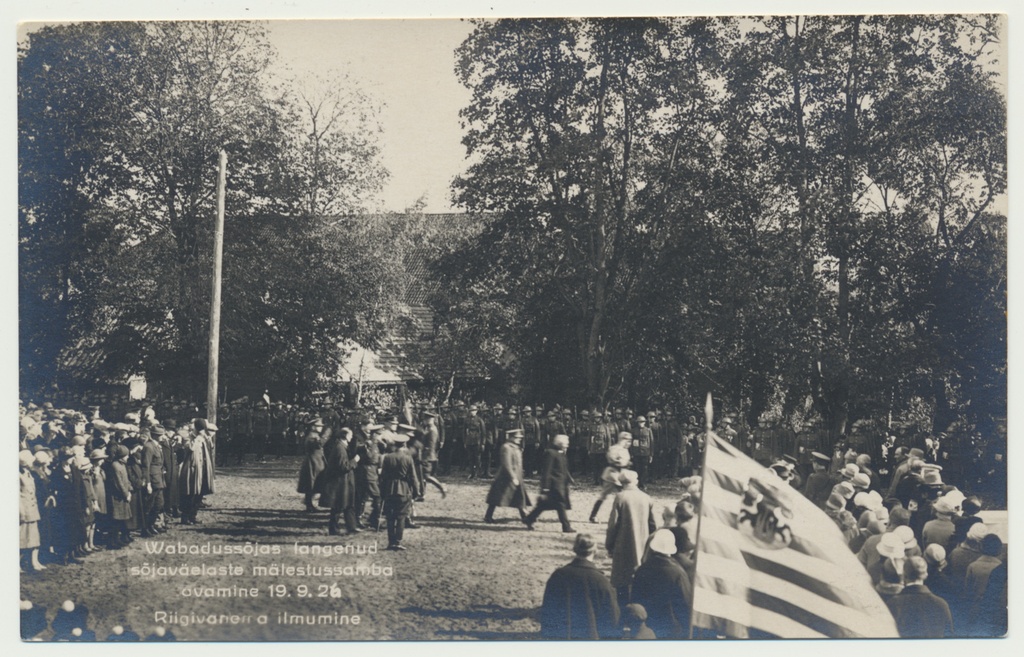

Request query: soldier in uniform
[
  {"left": 270, "top": 402, "right": 289, "bottom": 459},
  {"left": 631, "top": 415, "right": 654, "bottom": 489},
  {"left": 585, "top": 410, "right": 607, "bottom": 484},
  {"left": 216, "top": 403, "right": 233, "bottom": 466},
  {"left": 648, "top": 411, "right": 667, "bottom": 480},
  {"left": 482, "top": 403, "right": 500, "bottom": 478},
  {"left": 417, "top": 411, "right": 447, "bottom": 500},
  {"left": 251, "top": 400, "right": 271, "bottom": 463},
  {"left": 752, "top": 416, "right": 774, "bottom": 465},
  {"left": 521, "top": 406, "right": 542, "bottom": 477},
  {"left": 236, "top": 401, "right": 252, "bottom": 464},
  {"left": 546, "top": 409, "right": 566, "bottom": 447},
  {"left": 463, "top": 405, "right": 487, "bottom": 479},
  {"left": 354, "top": 419, "right": 384, "bottom": 530}
]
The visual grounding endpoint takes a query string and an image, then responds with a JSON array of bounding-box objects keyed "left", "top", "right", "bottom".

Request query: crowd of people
[
  {"left": 19, "top": 400, "right": 215, "bottom": 640},
  {"left": 19, "top": 392, "right": 1008, "bottom": 640},
  {"left": 537, "top": 429, "right": 1008, "bottom": 639}
]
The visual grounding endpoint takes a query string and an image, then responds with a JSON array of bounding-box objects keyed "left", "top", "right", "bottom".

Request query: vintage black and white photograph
[{"left": 15, "top": 4, "right": 1009, "bottom": 644}]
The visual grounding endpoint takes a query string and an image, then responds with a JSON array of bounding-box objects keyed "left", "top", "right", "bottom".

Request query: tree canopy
[
  {"left": 19, "top": 21, "right": 397, "bottom": 401},
  {"left": 446, "top": 15, "right": 1005, "bottom": 433}
]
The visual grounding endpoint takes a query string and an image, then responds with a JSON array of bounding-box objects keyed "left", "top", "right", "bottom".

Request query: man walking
[{"left": 523, "top": 434, "right": 574, "bottom": 532}]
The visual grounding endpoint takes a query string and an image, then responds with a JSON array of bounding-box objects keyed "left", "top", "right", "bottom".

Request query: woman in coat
[
  {"left": 125, "top": 440, "right": 146, "bottom": 533},
  {"left": 104, "top": 444, "right": 134, "bottom": 547},
  {"left": 318, "top": 428, "right": 359, "bottom": 535},
  {"left": 20, "top": 451, "right": 44, "bottom": 572},
  {"left": 297, "top": 419, "right": 327, "bottom": 512},
  {"left": 485, "top": 430, "right": 531, "bottom": 522}
]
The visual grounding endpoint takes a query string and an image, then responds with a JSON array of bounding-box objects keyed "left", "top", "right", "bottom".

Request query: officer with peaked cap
[{"left": 485, "top": 429, "right": 531, "bottom": 523}]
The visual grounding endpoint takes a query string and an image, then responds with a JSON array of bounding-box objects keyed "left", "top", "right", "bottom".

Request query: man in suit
[
  {"left": 631, "top": 528, "right": 693, "bottom": 639},
  {"left": 887, "top": 556, "right": 954, "bottom": 637},
  {"left": 523, "top": 434, "right": 574, "bottom": 532}
]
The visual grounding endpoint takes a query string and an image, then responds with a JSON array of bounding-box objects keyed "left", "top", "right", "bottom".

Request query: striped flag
[{"left": 691, "top": 431, "right": 898, "bottom": 638}]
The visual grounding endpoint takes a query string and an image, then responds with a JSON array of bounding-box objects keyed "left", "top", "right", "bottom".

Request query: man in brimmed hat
[
  {"left": 631, "top": 528, "right": 693, "bottom": 639},
  {"left": 539, "top": 533, "right": 619, "bottom": 639}
]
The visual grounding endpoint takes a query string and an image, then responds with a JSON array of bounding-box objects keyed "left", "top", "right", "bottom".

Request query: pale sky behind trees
[{"left": 265, "top": 19, "right": 475, "bottom": 214}]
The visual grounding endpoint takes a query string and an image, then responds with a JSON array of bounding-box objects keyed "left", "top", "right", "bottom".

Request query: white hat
[{"left": 648, "top": 529, "right": 677, "bottom": 556}]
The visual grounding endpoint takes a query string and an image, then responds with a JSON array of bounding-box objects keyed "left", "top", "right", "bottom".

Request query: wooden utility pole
[{"left": 207, "top": 150, "right": 227, "bottom": 465}]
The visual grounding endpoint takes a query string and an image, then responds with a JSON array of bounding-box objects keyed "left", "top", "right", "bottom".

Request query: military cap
[
  {"left": 522, "top": 406, "right": 532, "bottom": 413},
  {"left": 637, "top": 415, "right": 647, "bottom": 423},
  {"left": 468, "top": 404, "right": 479, "bottom": 411},
  {"left": 580, "top": 409, "right": 589, "bottom": 417},
  {"left": 493, "top": 403, "right": 503, "bottom": 411},
  {"left": 505, "top": 428, "right": 524, "bottom": 440},
  {"left": 423, "top": 411, "right": 438, "bottom": 419}
]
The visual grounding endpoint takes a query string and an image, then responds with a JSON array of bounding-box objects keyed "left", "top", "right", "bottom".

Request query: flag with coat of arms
[{"left": 690, "top": 428, "right": 899, "bottom": 638}]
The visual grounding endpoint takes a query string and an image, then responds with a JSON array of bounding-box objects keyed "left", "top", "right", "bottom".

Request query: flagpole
[
  {"left": 688, "top": 391, "right": 715, "bottom": 640},
  {"left": 206, "top": 149, "right": 227, "bottom": 470}
]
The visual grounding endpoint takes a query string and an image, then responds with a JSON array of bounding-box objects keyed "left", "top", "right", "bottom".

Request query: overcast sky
[{"left": 266, "top": 20, "right": 475, "bottom": 214}]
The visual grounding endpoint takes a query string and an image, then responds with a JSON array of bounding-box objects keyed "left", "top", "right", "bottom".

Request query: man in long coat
[
  {"left": 539, "top": 533, "right": 620, "bottom": 639},
  {"left": 606, "top": 469, "right": 656, "bottom": 609},
  {"left": 379, "top": 433, "right": 418, "bottom": 550},
  {"left": 179, "top": 421, "right": 215, "bottom": 525},
  {"left": 318, "top": 428, "right": 359, "bottom": 535},
  {"left": 523, "top": 434, "right": 574, "bottom": 532},
  {"left": 297, "top": 418, "right": 326, "bottom": 512},
  {"left": 485, "top": 429, "right": 531, "bottom": 523}
]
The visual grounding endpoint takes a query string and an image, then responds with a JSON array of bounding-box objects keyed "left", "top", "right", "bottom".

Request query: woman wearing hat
[
  {"left": 104, "top": 445, "right": 134, "bottom": 548},
  {"left": 20, "top": 451, "right": 45, "bottom": 572}
]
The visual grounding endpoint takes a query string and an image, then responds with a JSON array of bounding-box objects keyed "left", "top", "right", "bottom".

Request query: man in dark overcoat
[
  {"left": 523, "top": 434, "right": 574, "bottom": 532},
  {"left": 539, "top": 533, "right": 620, "bottom": 639},
  {"left": 484, "top": 429, "right": 531, "bottom": 523},
  {"left": 318, "top": 428, "right": 360, "bottom": 535},
  {"left": 630, "top": 529, "right": 693, "bottom": 639},
  {"left": 379, "top": 433, "right": 418, "bottom": 550}
]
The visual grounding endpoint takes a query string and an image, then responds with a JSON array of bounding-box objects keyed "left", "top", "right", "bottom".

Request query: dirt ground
[{"left": 20, "top": 458, "right": 689, "bottom": 641}]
